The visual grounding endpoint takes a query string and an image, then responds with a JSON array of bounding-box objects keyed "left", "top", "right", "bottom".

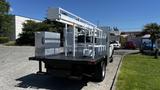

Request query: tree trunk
[{"left": 151, "top": 39, "right": 154, "bottom": 51}]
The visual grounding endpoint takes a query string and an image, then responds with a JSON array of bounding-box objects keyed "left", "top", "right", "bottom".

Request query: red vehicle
[{"left": 125, "top": 41, "right": 136, "bottom": 49}]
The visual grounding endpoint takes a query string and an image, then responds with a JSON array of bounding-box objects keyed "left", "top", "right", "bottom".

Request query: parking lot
[{"left": 0, "top": 46, "right": 136, "bottom": 90}]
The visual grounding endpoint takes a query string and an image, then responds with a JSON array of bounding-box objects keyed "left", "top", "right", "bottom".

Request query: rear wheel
[{"left": 93, "top": 61, "right": 106, "bottom": 82}]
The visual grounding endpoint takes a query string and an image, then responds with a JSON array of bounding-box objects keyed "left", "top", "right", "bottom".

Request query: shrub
[
  {"left": 5, "top": 41, "right": 16, "bottom": 46},
  {"left": 0, "top": 37, "right": 9, "bottom": 43},
  {"left": 16, "top": 20, "right": 64, "bottom": 46},
  {"left": 16, "top": 32, "right": 35, "bottom": 46}
]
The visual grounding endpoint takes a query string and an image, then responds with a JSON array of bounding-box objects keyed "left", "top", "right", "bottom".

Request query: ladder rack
[
  {"left": 47, "top": 7, "right": 108, "bottom": 59},
  {"left": 48, "top": 7, "right": 102, "bottom": 31}
]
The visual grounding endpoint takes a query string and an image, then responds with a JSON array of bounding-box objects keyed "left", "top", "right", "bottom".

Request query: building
[
  {"left": 100, "top": 26, "right": 121, "bottom": 41},
  {"left": 121, "top": 31, "right": 142, "bottom": 48},
  {"left": 110, "top": 29, "right": 121, "bottom": 41},
  {"left": 10, "top": 15, "right": 41, "bottom": 40}
]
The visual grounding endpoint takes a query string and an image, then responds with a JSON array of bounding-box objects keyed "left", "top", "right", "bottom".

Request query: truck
[
  {"left": 29, "top": 8, "right": 114, "bottom": 82},
  {"left": 140, "top": 34, "right": 160, "bottom": 58}
]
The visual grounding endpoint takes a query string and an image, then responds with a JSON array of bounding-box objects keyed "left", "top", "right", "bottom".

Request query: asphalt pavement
[{"left": 0, "top": 46, "right": 138, "bottom": 90}]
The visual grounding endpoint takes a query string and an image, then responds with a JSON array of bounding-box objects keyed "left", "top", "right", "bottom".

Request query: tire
[
  {"left": 140, "top": 49, "right": 144, "bottom": 53},
  {"left": 93, "top": 61, "right": 106, "bottom": 82},
  {"left": 109, "top": 56, "right": 113, "bottom": 63}
]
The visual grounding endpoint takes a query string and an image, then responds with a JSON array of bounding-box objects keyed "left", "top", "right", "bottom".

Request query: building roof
[{"left": 13, "top": 15, "right": 42, "bottom": 22}]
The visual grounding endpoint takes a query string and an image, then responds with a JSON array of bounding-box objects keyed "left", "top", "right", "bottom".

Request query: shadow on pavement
[{"left": 15, "top": 73, "right": 88, "bottom": 90}]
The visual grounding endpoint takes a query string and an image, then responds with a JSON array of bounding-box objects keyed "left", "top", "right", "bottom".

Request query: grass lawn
[{"left": 116, "top": 54, "right": 160, "bottom": 90}]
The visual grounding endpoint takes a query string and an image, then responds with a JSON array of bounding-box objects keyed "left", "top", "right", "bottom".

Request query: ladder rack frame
[{"left": 47, "top": 7, "right": 108, "bottom": 59}]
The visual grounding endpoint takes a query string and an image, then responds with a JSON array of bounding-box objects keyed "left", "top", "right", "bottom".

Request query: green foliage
[
  {"left": 0, "top": 36, "right": 9, "bottom": 43},
  {"left": 0, "top": 14, "right": 14, "bottom": 37},
  {"left": 16, "top": 19, "right": 64, "bottom": 45},
  {"left": 120, "top": 36, "right": 127, "bottom": 48},
  {"left": 142, "top": 23, "right": 160, "bottom": 49},
  {"left": 43, "top": 19, "right": 64, "bottom": 33},
  {"left": 0, "top": 0, "right": 10, "bottom": 14},
  {"left": 16, "top": 31, "right": 35, "bottom": 45},
  {"left": 0, "top": 0, "right": 13, "bottom": 39},
  {"left": 142, "top": 23, "right": 160, "bottom": 39}
]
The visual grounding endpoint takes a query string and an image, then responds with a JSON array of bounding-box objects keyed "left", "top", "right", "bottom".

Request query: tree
[
  {"left": 16, "top": 20, "right": 64, "bottom": 45},
  {"left": 0, "top": 0, "right": 13, "bottom": 39},
  {"left": 0, "top": 0, "right": 10, "bottom": 14},
  {"left": 0, "top": 15, "right": 14, "bottom": 37},
  {"left": 142, "top": 23, "right": 160, "bottom": 50},
  {"left": 16, "top": 20, "right": 48, "bottom": 45}
]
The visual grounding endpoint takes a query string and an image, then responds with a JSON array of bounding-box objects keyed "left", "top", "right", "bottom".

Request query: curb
[{"left": 110, "top": 51, "right": 139, "bottom": 90}]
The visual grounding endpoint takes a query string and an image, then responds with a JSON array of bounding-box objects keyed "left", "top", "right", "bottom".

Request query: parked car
[
  {"left": 125, "top": 41, "right": 136, "bottom": 49},
  {"left": 110, "top": 41, "right": 121, "bottom": 49}
]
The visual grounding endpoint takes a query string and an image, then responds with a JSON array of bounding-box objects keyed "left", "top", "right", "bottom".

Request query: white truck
[{"left": 29, "top": 8, "right": 114, "bottom": 82}]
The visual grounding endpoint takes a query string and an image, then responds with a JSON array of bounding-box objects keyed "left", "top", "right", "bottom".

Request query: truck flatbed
[{"left": 29, "top": 53, "right": 106, "bottom": 64}]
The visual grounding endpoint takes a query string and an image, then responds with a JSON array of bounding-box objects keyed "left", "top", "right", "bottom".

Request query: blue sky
[{"left": 8, "top": 0, "right": 160, "bottom": 31}]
